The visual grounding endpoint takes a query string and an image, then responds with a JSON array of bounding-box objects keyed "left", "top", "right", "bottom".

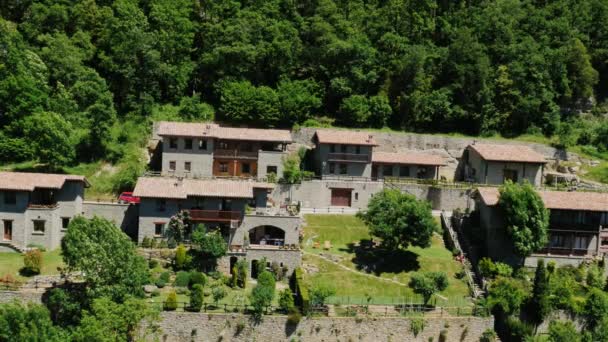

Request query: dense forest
[{"left": 1, "top": 0, "right": 608, "bottom": 168}]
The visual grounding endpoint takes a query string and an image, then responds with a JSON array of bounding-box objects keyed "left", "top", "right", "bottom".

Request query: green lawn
[
  {"left": 302, "top": 215, "right": 471, "bottom": 306},
  {"left": 0, "top": 249, "right": 64, "bottom": 282}
]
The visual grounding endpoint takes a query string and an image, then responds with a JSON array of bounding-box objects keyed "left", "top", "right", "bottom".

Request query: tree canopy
[
  {"left": 498, "top": 181, "right": 549, "bottom": 258},
  {"left": 360, "top": 189, "right": 436, "bottom": 250},
  {"left": 2, "top": 0, "right": 608, "bottom": 167},
  {"left": 61, "top": 216, "right": 149, "bottom": 302}
]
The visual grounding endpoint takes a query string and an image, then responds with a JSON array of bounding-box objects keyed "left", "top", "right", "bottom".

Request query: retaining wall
[
  {"left": 0, "top": 291, "right": 43, "bottom": 304},
  {"left": 149, "top": 312, "right": 494, "bottom": 342}
]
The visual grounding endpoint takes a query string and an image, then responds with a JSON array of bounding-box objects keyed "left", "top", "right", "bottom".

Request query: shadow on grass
[
  {"left": 18, "top": 267, "right": 40, "bottom": 277},
  {"left": 339, "top": 239, "right": 420, "bottom": 276}
]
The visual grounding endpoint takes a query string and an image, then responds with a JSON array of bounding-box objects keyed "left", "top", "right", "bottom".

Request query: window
[
  {"left": 240, "top": 144, "right": 253, "bottom": 152},
  {"left": 219, "top": 141, "right": 229, "bottom": 149},
  {"left": 184, "top": 162, "right": 191, "bottom": 172},
  {"left": 184, "top": 138, "right": 193, "bottom": 150},
  {"left": 383, "top": 165, "right": 393, "bottom": 177},
  {"left": 33, "top": 220, "right": 45, "bottom": 233},
  {"left": 340, "top": 145, "right": 347, "bottom": 153},
  {"left": 242, "top": 163, "right": 251, "bottom": 174},
  {"left": 399, "top": 166, "right": 410, "bottom": 177},
  {"left": 169, "top": 161, "right": 176, "bottom": 171},
  {"left": 156, "top": 199, "right": 166, "bottom": 212},
  {"left": 266, "top": 165, "right": 277, "bottom": 175},
  {"left": 3, "top": 220, "right": 12, "bottom": 240},
  {"left": 199, "top": 139, "right": 207, "bottom": 150},
  {"left": 355, "top": 146, "right": 361, "bottom": 154},
  {"left": 221, "top": 199, "right": 232, "bottom": 211},
  {"left": 154, "top": 223, "right": 164, "bottom": 236},
  {"left": 330, "top": 145, "right": 336, "bottom": 153},
  {"left": 417, "top": 167, "right": 428, "bottom": 178},
  {"left": 219, "top": 162, "right": 228, "bottom": 173},
  {"left": 4, "top": 191, "right": 16, "bottom": 205},
  {"left": 602, "top": 238, "right": 608, "bottom": 247},
  {"left": 503, "top": 169, "right": 518, "bottom": 183},
  {"left": 354, "top": 192, "right": 359, "bottom": 201},
  {"left": 550, "top": 234, "right": 565, "bottom": 247},
  {"left": 61, "top": 217, "right": 70, "bottom": 230},
  {"left": 329, "top": 163, "right": 336, "bottom": 174},
  {"left": 574, "top": 236, "right": 589, "bottom": 250},
  {"left": 339, "top": 163, "right": 348, "bottom": 175},
  {"left": 169, "top": 138, "right": 177, "bottom": 149}
]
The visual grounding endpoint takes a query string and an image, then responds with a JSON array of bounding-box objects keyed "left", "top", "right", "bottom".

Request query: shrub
[
  {"left": 479, "top": 258, "right": 513, "bottom": 278},
  {"left": 479, "top": 329, "right": 496, "bottom": 342},
  {"left": 159, "top": 271, "right": 171, "bottom": 282},
  {"left": 279, "top": 289, "right": 295, "bottom": 312},
  {"left": 410, "top": 317, "right": 425, "bottom": 337},
  {"left": 212, "top": 285, "right": 227, "bottom": 306},
  {"left": 409, "top": 272, "right": 449, "bottom": 305},
  {"left": 310, "top": 283, "right": 335, "bottom": 306},
  {"left": 141, "top": 237, "right": 151, "bottom": 248},
  {"left": 158, "top": 240, "right": 168, "bottom": 249},
  {"left": 187, "top": 284, "right": 204, "bottom": 312},
  {"left": 174, "top": 271, "right": 190, "bottom": 287},
  {"left": 236, "top": 259, "right": 248, "bottom": 288},
  {"left": 23, "top": 249, "right": 42, "bottom": 275},
  {"left": 189, "top": 272, "right": 207, "bottom": 288},
  {"left": 155, "top": 279, "right": 167, "bottom": 288},
  {"left": 174, "top": 244, "right": 188, "bottom": 270},
  {"left": 164, "top": 291, "right": 178, "bottom": 311},
  {"left": 148, "top": 259, "right": 159, "bottom": 269},
  {"left": 291, "top": 268, "right": 310, "bottom": 313}
]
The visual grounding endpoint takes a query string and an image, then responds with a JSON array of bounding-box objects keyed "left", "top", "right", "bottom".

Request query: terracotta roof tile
[
  {"left": 477, "top": 187, "right": 608, "bottom": 211},
  {"left": 157, "top": 122, "right": 291, "bottom": 142},
  {"left": 314, "top": 130, "right": 377, "bottom": 146},
  {"left": 132, "top": 177, "right": 274, "bottom": 199},
  {"left": 372, "top": 151, "right": 446, "bottom": 166},
  {"left": 0, "top": 172, "right": 88, "bottom": 191},
  {"left": 469, "top": 143, "right": 547, "bottom": 163}
]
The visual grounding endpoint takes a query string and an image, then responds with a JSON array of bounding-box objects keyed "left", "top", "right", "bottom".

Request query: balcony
[
  {"left": 538, "top": 246, "right": 591, "bottom": 256},
  {"left": 189, "top": 210, "right": 241, "bottom": 223},
  {"left": 214, "top": 149, "right": 258, "bottom": 159},
  {"left": 327, "top": 152, "right": 370, "bottom": 163},
  {"left": 27, "top": 203, "right": 58, "bottom": 209}
]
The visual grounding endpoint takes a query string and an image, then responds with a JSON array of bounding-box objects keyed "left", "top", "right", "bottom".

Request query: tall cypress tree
[{"left": 529, "top": 259, "right": 551, "bottom": 324}]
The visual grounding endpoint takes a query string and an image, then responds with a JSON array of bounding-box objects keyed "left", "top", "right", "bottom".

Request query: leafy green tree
[
  {"left": 583, "top": 288, "right": 608, "bottom": 330},
  {"left": 487, "top": 277, "right": 527, "bottom": 315},
  {"left": 174, "top": 244, "right": 188, "bottom": 270},
  {"left": 46, "top": 287, "right": 87, "bottom": 328},
  {"left": 188, "top": 284, "right": 204, "bottom": 312},
  {"left": 529, "top": 259, "right": 551, "bottom": 324},
  {"left": 167, "top": 211, "right": 190, "bottom": 243},
  {"left": 359, "top": 189, "right": 436, "bottom": 251},
  {"left": 249, "top": 271, "right": 276, "bottom": 318},
  {"left": 177, "top": 95, "right": 214, "bottom": 121},
  {"left": 277, "top": 79, "right": 323, "bottom": 124},
  {"left": 61, "top": 216, "right": 149, "bottom": 302},
  {"left": 0, "top": 301, "right": 69, "bottom": 341},
  {"left": 219, "top": 80, "right": 280, "bottom": 126},
  {"left": 21, "top": 111, "right": 75, "bottom": 169},
  {"left": 310, "top": 283, "right": 336, "bottom": 306},
  {"left": 212, "top": 285, "right": 227, "bottom": 307},
  {"left": 278, "top": 289, "right": 295, "bottom": 312},
  {"left": 409, "top": 272, "right": 449, "bottom": 305},
  {"left": 191, "top": 225, "right": 227, "bottom": 260},
  {"left": 498, "top": 181, "right": 549, "bottom": 258},
  {"left": 548, "top": 321, "right": 580, "bottom": 342},
  {"left": 163, "top": 291, "right": 178, "bottom": 311},
  {"left": 72, "top": 297, "right": 157, "bottom": 342}
]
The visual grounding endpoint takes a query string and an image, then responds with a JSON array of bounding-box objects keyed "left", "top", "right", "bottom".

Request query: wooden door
[
  {"left": 331, "top": 189, "right": 352, "bottom": 207},
  {"left": 3, "top": 221, "right": 12, "bottom": 240}
]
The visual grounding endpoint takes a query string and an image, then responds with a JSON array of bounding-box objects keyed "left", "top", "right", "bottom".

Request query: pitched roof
[
  {"left": 372, "top": 151, "right": 446, "bottom": 166},
  {"left": 0, "top": 172, "right": 89, "bottom": 191},
  {"left": 314, "top": 130, "right": 377, "bottom": 146},
  {"left": 468, "top": 143, "right": 547, "bottom": 163},
  {"left": 476, "top": 187, "right": 608, "bottom": 212},
  {"left": 157, "top": 121, "right": 218, "bottom": 137},
  {"left": 132, "top": 177, "right": 274, "bottom": 199},
  {"left": 157, "top": 121, "right": 291, "bottom": 142}
]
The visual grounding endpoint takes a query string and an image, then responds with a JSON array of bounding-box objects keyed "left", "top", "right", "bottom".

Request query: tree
[
  {"left": 235, "top": 259, "right": 248, "bottom": 289},
  {"left": 167, "top": 210, "right": 190, "bottom": 243},
  {"left": 61, "top": 216, "right": 149, "bottom": 302},
  {"left": 21, "top": 111, "right": 75, "bottom": 169},
  {"left": 310, "top": 283, "right": 336, "bottom": 306},
  {"left": 409, "top": 272, "right": 448, "bottom": 305},
  {"left": 249, "top": 271, "right": 276, "bottom": 318},
  {"left": 487, "top": 277, "right": 527, "bottom": 315},
  {"left": 188, "top": 284, "right": 204, "bottom": 312},
  {"left": 22, "top": 249, "right": 42, "bottom": 275},
  {"left": 177, "top": 95, "right": 214, "bottom": 121},
  {"left": 529, "top": 259, "right": 551, "bottom": 324},
  {"left": 548, "top": 321, "right": 580, "bottom": 342},
  {"left": 583, "top": 288, "right": 608, "bottom": 330},
  {"left": 359, "top": 189, "right": 436, "bottom": 251},
  {"left": 163, "top": 291, "right": 178, "bottom": 311},
  {"left": 0, "top": 302, "right": 69, "bottom": 341},
  {"left": 277, "top": 79, "right": 323, "bottom": 124},
  {"left": 191, "top": 225, "right": 227, "bottom": 261},
  {"left": 498, "top": 181, "right": 549, "bottom": 258},
  {"left": 174, "top": 244, "right": 188, "bottom": 270},
  {"left": 278, "top": 289, "right": 295, "bottom": 312},
  {"left": 212, "top": 285, "right": 227, "bottom": 307},
  {"left": 72, "top": 297, "right": 158, "bottom": 342}
]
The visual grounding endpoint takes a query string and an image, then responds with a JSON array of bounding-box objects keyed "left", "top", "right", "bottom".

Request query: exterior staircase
[{"left": 0, "top": 242, "right": 25, "bottom": 253}]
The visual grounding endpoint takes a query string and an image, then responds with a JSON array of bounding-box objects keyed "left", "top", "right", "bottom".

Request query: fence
[{"left": 0, "top": 278, "right": 65, "bottom": 291}]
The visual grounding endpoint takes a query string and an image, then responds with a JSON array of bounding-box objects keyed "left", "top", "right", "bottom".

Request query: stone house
[
  {"left": 477, "top": 187, "right": 608, "bottom": 267},
  {"left": 461, "top": 143, "right": 547, "bottom": 186},
  {"left": 312, "top": 129, "right": 377, "bottom": 179},
  {"left": 0, "top": 172, "right": 88, "bottom": 252},
  {"left": 157, "top": 121, "right": 292, "bottom": 179},
  {"left": 133, "top": 177, "right": 302, "bottom": 276},
  {"left": 371, "top": 151, "right": 446, "bottom": 181}
]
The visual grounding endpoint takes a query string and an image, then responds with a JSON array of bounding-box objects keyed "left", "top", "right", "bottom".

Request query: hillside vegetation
[{"left": 1, "top": 0, "right": 607, "bottom": 185}]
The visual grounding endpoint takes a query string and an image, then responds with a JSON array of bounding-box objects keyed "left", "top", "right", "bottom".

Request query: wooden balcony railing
[
  {"left": 189, "top": 210, "right": 241, "bottom": 222},
  {"left": 327, "top": 152, "right": 370, "bottom": 163},
  {"left": 214, "top": 149, "right": 258, "bottom": 159},
  {"left": 538, "top": 246, "right": 590, "bottom": 256}
]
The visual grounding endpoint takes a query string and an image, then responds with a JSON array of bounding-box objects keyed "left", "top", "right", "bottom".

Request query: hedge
[{"left": 290, "top": 267, "right": 310, "bottom": 313}]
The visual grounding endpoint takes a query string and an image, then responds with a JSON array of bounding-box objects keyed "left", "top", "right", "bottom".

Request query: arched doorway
[{"left": 248, "top": 226, "right": 286, "bottom": 246}]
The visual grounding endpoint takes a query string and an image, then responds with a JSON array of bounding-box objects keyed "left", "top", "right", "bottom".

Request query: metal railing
[{"left": 214, "top": 149, "right": 258, "bottom": 159}]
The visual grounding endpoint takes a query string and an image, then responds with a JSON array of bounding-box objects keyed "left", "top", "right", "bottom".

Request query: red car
[{"left": 118, "top": 192, "right": 140, "bottom": 204}]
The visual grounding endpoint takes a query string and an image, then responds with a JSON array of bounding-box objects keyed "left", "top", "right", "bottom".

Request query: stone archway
[{"left": 248, "top": 225, "right": 286, "bottom": 247}]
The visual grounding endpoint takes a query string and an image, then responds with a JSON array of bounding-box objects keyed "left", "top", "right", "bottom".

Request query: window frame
[
  {"left": 61, "top": 217, "right": 70, "bottom": 230},
  {"left": 156, "top": 199, "right": 166, "bottom": 212},
  {"left": 266, "top": 165, "right": 278, "bottom": 175},
  {"left": 184, "top": 138, "right": 193, "bottom": 150},
  {"left": 383, "top": 165, "right": 393, "bottom": 177},
  {"left": 242, "top": 162, "right": 251, "bottom": 174},
  {"left": 33, "top": 220, "right": 46, "bottom": 233},
  {"left": 4, "top": 191, "right": 16, "bottom": 205},
  {"left": 399, "top": 166, "right": 410, "bottom": 178},
  {"left": 154, "top": 223, "right": 164, "bottom": 236},
  {"left": 184, "top": 161, "right": 192, "bottom": 172},
  {"left": 328, "top": 163, "right": 336, "bottom": 174},
  {"left": 219, "top": 162, "right": 229, "bottom": 173},
  {"left": 199, "top": 139, "right": 207, "bottom": 150},
  {"left": 339, "top": 163, "right": 348, "bottom": 175},
  {"left": 169, "top": 161, "right": 176, "bottom": 171},
  {"left": 169, "top": 138, "right": 178, "bottom": 149}
]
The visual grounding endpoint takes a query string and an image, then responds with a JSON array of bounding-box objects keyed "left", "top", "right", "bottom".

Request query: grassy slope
[
  {"left": 0, "top": 249, "right": 64, "bottom": 282},
  {"left": 302, "top": 215, "right": 470, "bottom": 306}
]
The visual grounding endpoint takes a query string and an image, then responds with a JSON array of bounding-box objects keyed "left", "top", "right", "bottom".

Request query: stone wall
[
  {"left": 0, "top": 291, "right": 43, "bottom": 304},
  {"left": 150, "top": 312, "right": 494, "bottom": 342}
]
